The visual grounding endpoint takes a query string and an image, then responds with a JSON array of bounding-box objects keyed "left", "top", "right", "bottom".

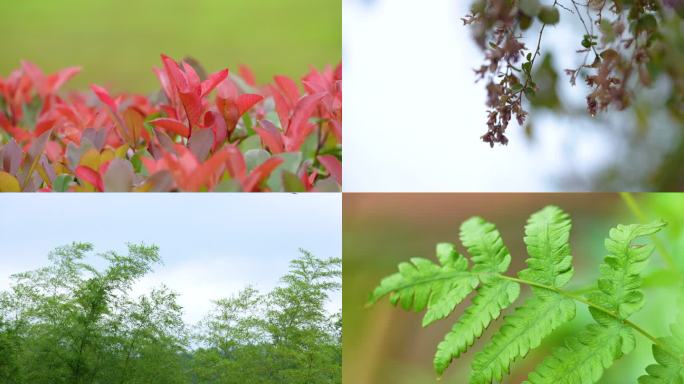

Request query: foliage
[
  {"left": 370, "top": 205, "right": 684, "bottom": 383},
  {"left": 0, "top": 244, "right": 342, "bottom": 384},
  {"left": 192, "top": 250, "right": 342, "bottom": 384},
  {"left": 464, "top": 0, "right": 683, "bottom": 147},
  {"left": 0, "top": 55, "right": 341, "bottom": 191}
]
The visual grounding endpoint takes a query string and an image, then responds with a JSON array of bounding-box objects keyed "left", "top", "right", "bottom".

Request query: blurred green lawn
[{"left": 0, "top": 0, "right": 340, "bottom": 93}]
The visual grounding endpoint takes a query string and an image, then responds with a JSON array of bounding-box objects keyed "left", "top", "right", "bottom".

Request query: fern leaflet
[
  {"left": 527, "top": 220, "right": 666, "bottom": 384},
  {"left": 368, "top": 242, "right": 478, "bottom": 326},
  {"left": 639, "top": 288, "right": 684, "bottom": 383},
  {"left": 470, "top": 206, "right": 575, "bottom": 383},
  {"left": 434, "top": 278, "right": 519, "bottom": 375}
]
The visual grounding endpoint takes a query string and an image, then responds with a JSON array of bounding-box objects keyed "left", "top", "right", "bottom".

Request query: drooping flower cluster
[
  {"left": 465, "top": 0, "right": 681, "bottom": 147},
  {"left": 0, "top": 55, "right": 342, "bottom": 192}
]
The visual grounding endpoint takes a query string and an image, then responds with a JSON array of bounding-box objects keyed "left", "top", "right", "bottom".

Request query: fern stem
[
  {"left": 496, "top": 274, "right": 667, "bottom": 353},
  {"left": 620, "top": 192, "right": 679, "bottom": 273}
]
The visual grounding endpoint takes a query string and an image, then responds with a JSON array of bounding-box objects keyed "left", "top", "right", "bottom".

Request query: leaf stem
[
  {"left": 496, "top": 274, "right": 674, "bottom": 358},
  {"left": 620, "top": 192, "right": 679, "bottom": 273}
]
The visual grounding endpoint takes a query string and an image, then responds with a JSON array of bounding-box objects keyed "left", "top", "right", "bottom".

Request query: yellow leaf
[
  {"left": 79, "top": 148, "right": 101, "bottom": 170},
  {"left": 123, "top": 107, "right": 144, "bottom": 146},
  {"left": 53, "top": 162, "right": 68, "bottom": 175},
  {"left": 100, "top": 149, "right": 116, "bottom": 165},
  {"left": 133, "top": 182, "right": 153, "bottom": 192},
  {"left": 36, "top": 162, "right": 50, "bottom": 186},
  {"left": 0, "top": 172, "right": 21, "bottom": 192},
  {"left": 115, "top": 144, "right": 130, "bottom": 159}
]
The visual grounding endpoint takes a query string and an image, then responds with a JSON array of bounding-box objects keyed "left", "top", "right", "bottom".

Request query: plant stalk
[{"left": 496, "top": 274, "right": 678, "bottom": 360}]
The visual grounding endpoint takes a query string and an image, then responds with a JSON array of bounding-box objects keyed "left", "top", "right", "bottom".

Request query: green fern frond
[
  {"left": 369, "top": 206, "right": 670, "bottom": 384},
  {"left": 368, "top": 243, "right": 478, "bottom": 326},
  {"left": 460, "top": 217, "right": 511, "bottom": 274},
  {"left": 471, "top": 291, "right": 575, "bottom": 383},
  {"left": 471, "top": 206, "right": 575, "bottom": 383},
  {"left": 525, "top": 321, "right": 633, "bottom": 384},
  {"left": 639, "top": 288, "right": 684, "bottom": 383},
  {"left": 434, "top": 278, "right": 519, "bottom": 375},
  {"left": 527, "top": 221, "right": 665, "bottom": 384},
  {"left": 520, "top": 205, "right": 573, "bottom": 288},
  {"left": 430, "top": 218, "right": 520, "bottom": 374},
  {"left": 589, "top": 221, "right": 666, "bottom": 319}
]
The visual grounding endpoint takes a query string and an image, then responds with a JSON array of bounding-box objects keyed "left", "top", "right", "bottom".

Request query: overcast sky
[{"left": 0, "top": 193, "right": 341, "bottom": 324}]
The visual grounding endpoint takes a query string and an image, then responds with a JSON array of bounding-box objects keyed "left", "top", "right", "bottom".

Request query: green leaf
[
  {"left": 589, "top": 221, "right": 666, "bottom": 319},
  {"left": 639, "top": 343, "right": 684, "bottom": 383},
  {"left": 526, "top": 322, "right": 630, "bottom": 384},
  {"left": 266, "top": 152, "right": 302, "bottom": 192},
  {"left": 282, "top": 171, "right": 305, "bottom": 192},
  {"left": 238, "top": 135, "right": 261, "bottom": 152},
  {"left": 471, "top": 291, "right": 575, "bottom": 383},
  {"left": 527, "top": 221, "right": 665, "bottom": 383},
  {"left": 460, "top": 217, "right": 512, "bottom": 274},
  {"left": 52, "top": 174, "right": 74, "bottom": 192},
  {"left": 522, "top": 61, "right": 532, "bottom": 74},
  {"left": 244, "top": 149, "right": 270, "bottom": 171},
  {"left": 538, "top": 6, "right": 560, "bottom": 25},
  {"left": 639, "top": 288, "right": 684, "bottom": 383},
  {"left": 368, "top": 243, "right": 478, "bottom": 324},
  {"left": 469, "top": 206, "right": 576, "bottom": 383},
  {"left": 519, "top": 0, "right": 541, "bottom": 17},
  {"left": 636, "top": 14, "right": 658, "bottom": 34},
  {"left": 434, "top": 278, "right": 520, "bottom": 375},
  {"left": 520, "top": 205, "right": 573, "bottom": 288}
]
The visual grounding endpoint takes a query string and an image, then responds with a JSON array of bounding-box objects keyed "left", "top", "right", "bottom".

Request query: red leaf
[
  {"left": 150, "top": 118, "right": 190, "bottom": 137},
  {"left": 161, "top": 54, "right": 188, "bottom": 92},
  {"left": 203, "top": 110, "right": 227, "bottom": 149},
  {"left": 289, "top": 93, "right": 325, "bottom": 136},
  {"left": 225, "top": 145, "right": 247, "bottom": 180},
  {"left": 75, "top": 165, "right": 103, "bottom": 191},
  {"left": 239, "top": 65, "right": 256, "bottom": 86},
  {"left": 237, "top": 94, "right": 264, "bottom": 116},
  {"left": 35, "top": 115, "right": 57, "bottom": 137},
  {"left": 181, "top": 61, "right": 201, "bottom": 90},
  {"left": 242, "top": 157, "right": 283, "bottom": 192},
  {"left": 217, "top": 78, "right": 239, "bottom": 101},
  {"left": 21, "top": 61, "right": 47, "bottom": 95},
  {"left": 274, "top": 75, "right": 301, "bottom": 104},
  {"left": 46, "top": 67, "right": 81, "bottom": 94},
  {"left": 270, "top": 86, "right": 292, "bottom": 131},
  {"left": 317, "top": 155, "right": 342, "bottom": 185},
  {"left": 90, "top": 84, "right": 117, "bottom": 111},
  {"left": 201, "top": 68, "right": 229, "bottom": 97},
  {"left": 153, "top": 67, "right": 174, "bottom": 100},
  {"left": 253, "top": 120, "right": 284, "bottom": 154},
  {"left": 189, "top": 149, "right": 231, "bottom": 191},
  {"left": 178, "top": 90, "right": 203, "bottom": 127}
]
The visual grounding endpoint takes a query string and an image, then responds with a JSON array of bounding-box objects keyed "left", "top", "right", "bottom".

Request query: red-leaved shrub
[{"left": 0, "top": 55, "right": 341, "bottom": 192}]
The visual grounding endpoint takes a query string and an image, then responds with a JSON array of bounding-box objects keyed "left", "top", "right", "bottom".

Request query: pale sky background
[
  {"left": 342, "top": 0, "right": 672, "bottom": 191},
  {"left": 0, "top": 194, "right": 341, "bottom": 324}
]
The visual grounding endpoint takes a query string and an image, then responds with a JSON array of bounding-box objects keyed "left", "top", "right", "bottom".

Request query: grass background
[{"left": 0, "top": 0, "right": 341, "bottom": 93}]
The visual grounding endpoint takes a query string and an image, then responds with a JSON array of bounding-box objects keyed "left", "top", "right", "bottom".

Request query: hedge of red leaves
[{"left": 0, "top": 55, "right": 341, "bottom": 192}]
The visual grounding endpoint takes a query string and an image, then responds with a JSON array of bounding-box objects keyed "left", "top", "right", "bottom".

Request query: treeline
[{"left": 0, "top": 243, "right": 341, "bottom": 384}]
